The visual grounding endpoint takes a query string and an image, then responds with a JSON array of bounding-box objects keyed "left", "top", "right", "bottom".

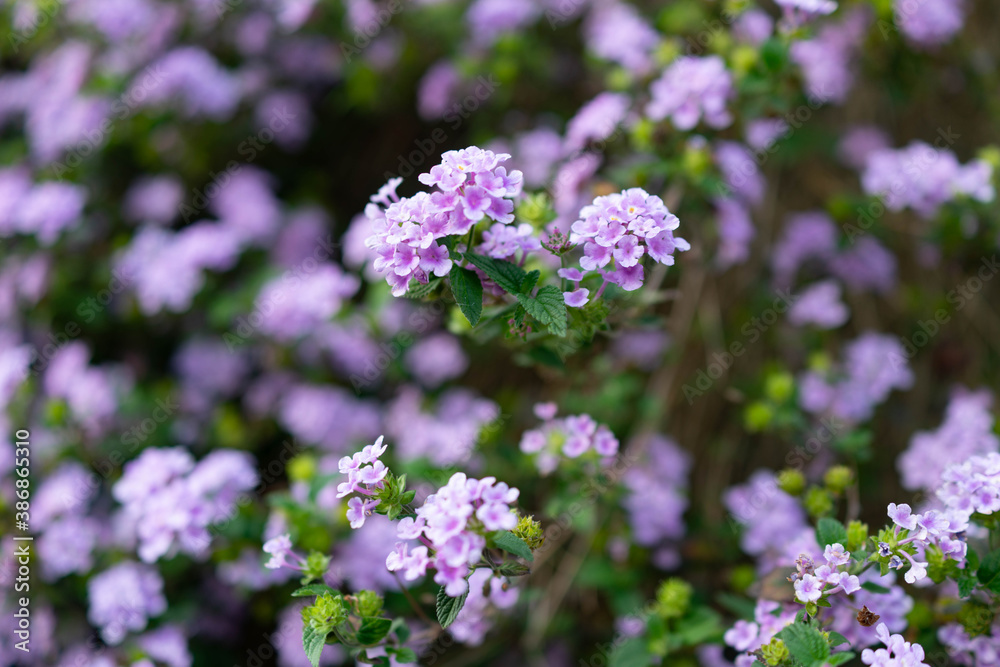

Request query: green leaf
[
  {"left": 958, "top": 573, "right": 977, "bottom": 598},
  {"left": 435, "top": 587, "right": 468, "bottom": 629},
  {"left": 816, "top": 517, "right": 848, "bottom": 548},
  {"left": 292, "top": 583, "right": 337, "bottom": 598},
  {"left": 827, "top": 652, "right": 856, "bottom": 666},
  {"left": 464, "top": 253, "right": 526, "bottom": 294},
  {"left": 388, "top": 647, "right": 418, "bottom": 663},
  {"left": 449, "top": 265, "right": 483, "bottom": 326},
  {"left": 608, "top": 637, "right": 653, "bottom": 667},
  {"left": 520, "top": 270, "right": 540, "bottom": 293},
  {"left": 400, "top": 490, "right": 415, "bottom": 505},
  {"left": 777, "top": 623, "right": 830, "bottom": 667},
  {"left": 516, "top": 285, "right": 568, "bottom": 337},
  {"left": 302, "top": 624, "right": 328, "bottom": 667},
  {"left": 828, "top": 632, "right": 850, "bottom": 647},
  {"left": 356, "top": 617, "right": 393, "bottom": 645},
  {"left": 390, "top": 617, "right": 410, "bottom": 643},
  {"left": 493, "top": 530, "right": 535, "bottom": 562},
  {"left": 977, "top": 550, "right": 1000, "bottom": 592},
  {"left": 402, "top": 278, "right": 442, "bottom": 299},
  {"left": 861, "top": 581, "right": 890, "bottom": 594},
  {"left": 498, "top": 562, "right": 531, "bottom": 577}
]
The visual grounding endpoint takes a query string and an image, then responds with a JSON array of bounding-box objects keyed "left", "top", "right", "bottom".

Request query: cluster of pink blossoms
[
  {"left": 519, "top": 402, "right": 619, "bottom": 474},
  {"left": 790, "top": 544, "right": 861, "bottom": 603},
  {"left": 388, "top": 472, "right": 520, "bottom": 597},
  {"left": 337, "top": 435, "right": 390, "bottom": 528},
  {"left": 861, "top": 623, "right": 930, "bottom": 667},
  {"left": 566, "top": 187, "right": 688, "bottom": 303},
  {"left": 881, "top": 502, "right": 967, "bottom": 583},
  {"left": 936, "top": 451, "right": 1000, "bottom": 519},
  {"left": 724, "top": 599, "right": 797, "bottom": 667},
  {"left": 364, "top": 147, "right": 524, "bottom": 296}
]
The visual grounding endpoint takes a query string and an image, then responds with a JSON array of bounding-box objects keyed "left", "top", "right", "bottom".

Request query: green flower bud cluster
[
  {"left": 303, "top": 593, "right": 348, "bottom": 635},
  {"left": 655, "top": 578, "right": 692, "bottom": 620},
  {"left": 760, "top": 637, "right": 789, "bottom": 667},
  {"left": 512, "top": 514, "right": 545, "bottom": 550}
]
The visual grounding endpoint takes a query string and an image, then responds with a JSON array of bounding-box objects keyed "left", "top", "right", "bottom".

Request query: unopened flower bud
[
  {"left": 512, "top": 514, "right": 544, "bottom": 550},
  {"left": 846, "top": 520, "right": 868, "bottom": 551},
  {"left": 760, "top": 637, "right": 789, "bottom": 666},
  {"left": 804, "top": 486, "right": 834, "bottom": 518},
  {"left": 777, "top": 469, "right": 806, "bottom": 496},
  {"left": 824, "top": 465, "right": 853, "bottom": 494},
  {"left": 655, "top": 578, "right": 692, "bottom": 619}
]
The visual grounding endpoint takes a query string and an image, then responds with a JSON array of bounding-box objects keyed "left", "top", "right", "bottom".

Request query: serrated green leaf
[
  {"left": 520, "top": 270, "right": 540, "bottom": 293},
  {"left": 436, "top": 587, "right": 468, "bottom": 629},
  {"left": 816, "top": 517, "right": 848, "bottom": 548},
  {"left": 828, "top": 632, "right": 849, "bottom": 647},
  {"left": 516, "top": 285, "right": 568, "bottom": 337},
  {"left": 513, "top": 304, "right": 527, "bottom": 328},
  {"left": 402, "top": 278, "right": 442, "bottom": 299},
  {"left": 778, "top": 623, "right": 830, "bottom": 667},
  {"left": 977, "top": 550, "right": 1000, "bottom": 592},
  {"left": 464, "top": 253, "right": 526, "bottom": 294},
  {"left": 493, "top": 530, "right": 534, "bottom": 561},
  {"left": 449, "top": 265, "right": 483, "bottom": 326},
  {"left": 958, "top": 573, "right": 977, "bottom": 598},
  {"left": 356, "top": 617, "right": 393, "bottom": 645},
  {"left": 302, "top": 624, "right": 328, "bottom": 667},
  {"left": 498, "top": 562, "right": 531, "bottom": 577},
  {"left": 827, "top": 652, "right": 855, "bottom": 666},
  {"left": 292, "top": 583, "right": 337, "bottom": 598}
]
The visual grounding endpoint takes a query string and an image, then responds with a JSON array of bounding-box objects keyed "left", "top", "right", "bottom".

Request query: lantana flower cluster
[
  {"left": 335, "top": 437, "right": 523, "bottom": 597},
  {"left": 723, "top": 599, "right": 797, "bottom": 667},
  {"left": 566, "top": 188, "right": 689, "bottom": 301},
  {"left": 388, "top": 471, "right": 520, "bottom": 596},
  {"left": 519, "top": 402, "right": 620, "bottom": 474},
  {"left": 936, "top": 452, "right": 1000, "bottom": 520},
  {"left": 861, "top": 622, "right": 930, "bottom": 667},
  {"left": 876, "top": 502, "right": 967, "bottom": 584},
  {"left": 336, "top": 435, "right": 390, "bottom": 528},
  {"left": 364, "top": 147, "right": 524, "bottom": 296},
  {"left": 861, "top": 141, "right": 995, "bottom": 219},
  {"left": 790, "top": 544, "right": 862, "bottom": 604},
  {"left": 112, "top": 447, "right": 258, "bottom": 563},
  {"left": 646, "top": 55, "right": 734, "bottom": 130}
]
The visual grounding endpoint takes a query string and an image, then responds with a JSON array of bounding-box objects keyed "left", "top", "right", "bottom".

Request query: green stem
[{"left": 466, "top": 225, "right": 476, "bottom": 254}]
